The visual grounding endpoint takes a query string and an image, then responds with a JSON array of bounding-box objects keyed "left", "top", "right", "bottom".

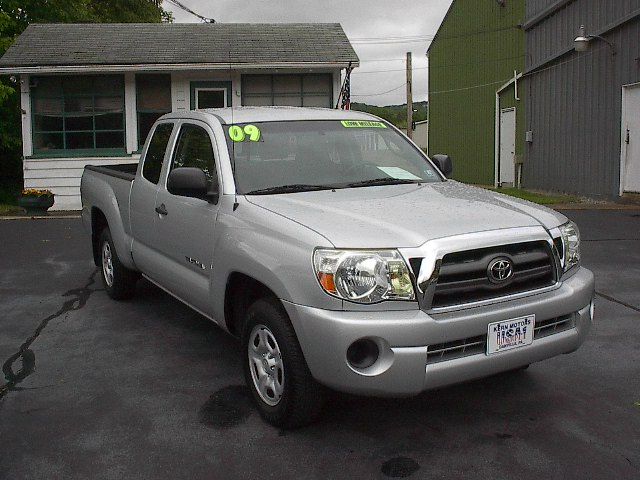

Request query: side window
[
  {"left": 171, "top": 124, "right": 218, "bottom": 188},
  {"left": 142, "top": 123, "right": 174, "bottom": 184}
]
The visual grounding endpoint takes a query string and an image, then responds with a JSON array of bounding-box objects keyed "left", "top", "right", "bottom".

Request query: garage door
[{"left": 241, "top": 74, "right": 333, "bottom": 108}]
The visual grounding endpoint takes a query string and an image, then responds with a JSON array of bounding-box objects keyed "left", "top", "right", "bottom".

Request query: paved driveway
[{"left": 0, "top": 210, "right": 638, "bottom": 480}]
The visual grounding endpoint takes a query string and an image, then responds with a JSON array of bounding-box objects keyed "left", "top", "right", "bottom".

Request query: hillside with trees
[{"left": 351, "top": 101, "right": 428, "bottom": 129}]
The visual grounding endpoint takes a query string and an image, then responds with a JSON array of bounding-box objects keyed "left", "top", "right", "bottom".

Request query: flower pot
[{"left": 18, "top": 195, "right": 55, "bottom": 216}]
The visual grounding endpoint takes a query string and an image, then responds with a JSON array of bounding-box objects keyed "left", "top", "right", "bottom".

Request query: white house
[{"left": 0, "top": 23, "right": 359, "bottom": 210}]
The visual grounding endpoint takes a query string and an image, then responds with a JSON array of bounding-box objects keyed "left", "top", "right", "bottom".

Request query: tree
[{"left": 0, "top": 0, "right": 172, "bottom": 181}]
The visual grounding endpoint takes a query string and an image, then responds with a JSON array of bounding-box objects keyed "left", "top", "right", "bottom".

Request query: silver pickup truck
[{"left": 81, "top": 107, "right": 595, "bottom": 428}]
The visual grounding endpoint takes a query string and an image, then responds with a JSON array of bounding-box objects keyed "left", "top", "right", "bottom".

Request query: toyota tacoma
[{"left": 81, "top": 107, "right": 595, "bottom": 428}]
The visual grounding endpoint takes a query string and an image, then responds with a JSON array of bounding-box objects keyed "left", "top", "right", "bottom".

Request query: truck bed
[
  {"left": 81, "top": 163, "right": 138, "bottom": 262},
  {"left": 84, "top": 163, "right": 138, "bottom": 182}
]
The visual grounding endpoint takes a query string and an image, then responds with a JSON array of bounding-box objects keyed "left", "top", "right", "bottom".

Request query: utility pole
[{"left": 406, "top": 51, "right": 413, "bottom": 140}]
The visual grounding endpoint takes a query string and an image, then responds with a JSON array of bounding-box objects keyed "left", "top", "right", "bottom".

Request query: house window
[
  {"left": 136, "top": 74, "right": 172, "bottom": 149},
  {"left": 31, "top": 75, "right": 125, "bottom": 154},
  {"left": 194, "top": 88, "right": 226, "bottom": 109},
  {"left": 242, "top": 74, "right": 333, "bottom": 108}
]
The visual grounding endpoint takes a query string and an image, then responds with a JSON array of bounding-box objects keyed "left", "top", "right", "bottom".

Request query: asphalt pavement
[{"left": 0, "top": 209, "right": 638, "bottom": 480}]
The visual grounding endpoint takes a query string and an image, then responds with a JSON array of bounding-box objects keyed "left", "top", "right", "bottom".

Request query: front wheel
[
  {"left": 98, "top": 228, "right": 138, "bottom": 300},
  {"left": 242, "top": 298, "right": 325, "bottom": 428}
]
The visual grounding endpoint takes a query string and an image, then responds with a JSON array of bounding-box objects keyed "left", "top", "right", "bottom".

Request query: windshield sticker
[
  {"left": 229, "top": 124, "right": 262, "bottom": 142},
  {"left": 377, "top": 166, "right": 422, "bottom": 180},
  {"left": 341, "top": 120, "right": 387, "bottom": 129}
]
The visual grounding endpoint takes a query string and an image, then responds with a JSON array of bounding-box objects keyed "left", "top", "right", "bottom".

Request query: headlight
[
  {"left": 559, "top": 221, "right": 581, "bottom": 272},
  {"left": 313, "top": 249, "right": 416, "bottom": 303}
]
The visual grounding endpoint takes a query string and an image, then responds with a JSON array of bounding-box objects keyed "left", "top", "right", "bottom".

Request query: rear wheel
[
  {"left": 242, "top": 298, "right": 324, "bottom": 428},
  {"left": 98, "top": 228, "right": 138, "bottom": 300}
]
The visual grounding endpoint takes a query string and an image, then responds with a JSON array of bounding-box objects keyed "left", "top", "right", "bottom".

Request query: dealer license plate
[{"left": 486, "top": 315, "right": 535, "bottom": 355}]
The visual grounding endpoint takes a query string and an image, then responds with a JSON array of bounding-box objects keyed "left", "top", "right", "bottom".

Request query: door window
[
  {"left": 170, "top": 124, "right": 218, "bottom": 190},
  {"left": 142, "top": 123, "right": 174, "bottom": 184},
  {"left": 195, "top": 89, "right": 226, "bottom": 109}
]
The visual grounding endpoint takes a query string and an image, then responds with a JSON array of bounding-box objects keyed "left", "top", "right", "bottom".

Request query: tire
[
  {"left": 98, "top": 228, "right": 138, "bottom": 300},
  {"left": 241, "top": 298, "right": 325, "bottom": 429}
]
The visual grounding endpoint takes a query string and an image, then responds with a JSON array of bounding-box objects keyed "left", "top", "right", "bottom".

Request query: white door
[
  {"left": 622, "top": 85, "right": 640, "bottom": 193},
  {"left": 499, "top": 108, "right": 516, "bottom": 185}
]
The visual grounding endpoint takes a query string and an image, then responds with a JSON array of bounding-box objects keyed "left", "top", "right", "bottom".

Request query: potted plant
[{"left": 19, "top": 189, "right": 55, "bottom": 216}]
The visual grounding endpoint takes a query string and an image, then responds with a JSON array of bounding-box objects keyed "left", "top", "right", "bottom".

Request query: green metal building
[{"left": 428, "top": 0, "right": 525, "bottom": 186}]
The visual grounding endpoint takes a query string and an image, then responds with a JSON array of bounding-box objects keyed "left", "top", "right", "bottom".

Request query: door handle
[{"left": 155, "top": 204, "right": 168, "bottom": 216}]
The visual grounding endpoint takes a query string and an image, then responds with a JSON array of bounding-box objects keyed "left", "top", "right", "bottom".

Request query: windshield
[{"left": 224, "top": 120, "right": 443, "bottom": 194}]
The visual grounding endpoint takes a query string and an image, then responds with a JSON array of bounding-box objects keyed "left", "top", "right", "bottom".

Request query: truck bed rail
[{"left": 85, "top": 164, "right": 137, "bottom": 182}]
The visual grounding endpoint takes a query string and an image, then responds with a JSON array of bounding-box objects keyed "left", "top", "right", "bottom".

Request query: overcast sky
[{"left": 164, "top": 0, "right": 453, "bottom": 106}]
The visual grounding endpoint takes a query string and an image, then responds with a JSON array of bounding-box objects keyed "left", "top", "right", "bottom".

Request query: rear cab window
[{"left": 142, "top": 123, "right": 174, "bottom": 184}]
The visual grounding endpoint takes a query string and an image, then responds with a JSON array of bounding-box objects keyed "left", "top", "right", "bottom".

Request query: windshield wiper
[
  {"left": 245, "top": 184, "right": 333, "bottom": 195},
  {"left": 342, "top": 178, "right": 422, "bottom": 188}
]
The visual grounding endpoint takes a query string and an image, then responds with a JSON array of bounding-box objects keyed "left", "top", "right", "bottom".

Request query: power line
[
  {"left": 351, "top": 54, "right": 526, "bottom": 75},
  {"left": 350, "top": 32, "right": 600, "bottom": 99},
  {"left": 352, "top": 66, "right": 429, "bottom": 75},
  {"left": 429, "top": 78, "right": 511, "bottom": 95},
  {"left": 352, "top": 77, "right": 514, "bottom": 98},
  {"left": 351, "top": 34, "right": 434, "bottom": 41},
  {"left": 358, "top": 58, "right": 411, "bottom": 63},
  {"left": 349, "top": 25, "right": 520, "bottom": 44},
  {"left": 164, "top": 0, "right": 215, "bottom": 23},
  {"left": 351, "top": 38, "right": 433, "bottom": 45},
  {"left": 351, "top": 83, "right": 408, "bottom": 98}
]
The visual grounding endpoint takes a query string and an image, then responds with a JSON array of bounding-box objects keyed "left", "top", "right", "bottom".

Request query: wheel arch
[
  {"left": 88, "top": 204, "right": 136, "bottom": 271},
  {"left": 223, "top": 272, "right": 284, "bottom": 338}
]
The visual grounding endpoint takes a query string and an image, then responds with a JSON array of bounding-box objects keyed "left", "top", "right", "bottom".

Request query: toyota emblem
[{"left": 487, "top": 257, "right": 514, "bottom": 284}]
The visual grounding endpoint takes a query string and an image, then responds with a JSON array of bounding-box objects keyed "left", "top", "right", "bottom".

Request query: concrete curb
[
  {"left": 552, "top": 204, "right": 640, "bottom": 211},
  {"left": 0, "top": 215, "right": 81, "bottom": 221}
]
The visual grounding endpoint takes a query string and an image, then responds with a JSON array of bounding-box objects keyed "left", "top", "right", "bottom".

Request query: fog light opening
[{"left": 347, "top": 338, "right": 380, "bottom": 370}]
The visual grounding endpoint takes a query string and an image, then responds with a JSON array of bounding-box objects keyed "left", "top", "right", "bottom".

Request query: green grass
[
  {"left": 489, "top": 187, "right": 580, "bottom": 206},
  {"left": 0, "top": 181, "right": 22, "bottom": 216}
]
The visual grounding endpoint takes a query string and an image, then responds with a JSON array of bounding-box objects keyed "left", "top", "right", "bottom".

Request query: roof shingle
[{"left": 0, "top": 23, "right": 359, "bottom": 68}]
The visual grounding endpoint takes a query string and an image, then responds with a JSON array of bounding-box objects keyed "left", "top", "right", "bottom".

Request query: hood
[{"left": 244, "top": 181, "right": 568, "bottom": 248}]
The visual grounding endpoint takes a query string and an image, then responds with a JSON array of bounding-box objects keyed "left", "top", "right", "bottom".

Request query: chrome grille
[{"left": 431, "top": 241, "right": 557, "bottom": 309}]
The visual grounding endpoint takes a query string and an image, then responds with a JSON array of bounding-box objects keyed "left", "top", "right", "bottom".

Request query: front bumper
[{"left": 283, "top": 266, "right": 595, "bottom": 396}]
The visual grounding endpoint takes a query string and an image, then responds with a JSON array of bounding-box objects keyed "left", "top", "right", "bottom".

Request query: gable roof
[
  {"left": 0, "top": 23, "right": 359, "bottom": 72},
  {"left": 426, "top": 1, "right": 456, "bottom": 54}
]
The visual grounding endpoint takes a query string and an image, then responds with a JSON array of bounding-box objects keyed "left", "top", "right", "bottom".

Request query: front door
[
  {"left": 153, "top": 121, "right": 221, "bottom": 315},
  {"left": 622, "top": 85, "right": 640, "bottom": 193},
  {"left": 499, "top": 107, "right": 516, "bottom": 186},
  {"left": 130, "top": 122, "right": 176, "bottom": 280}
]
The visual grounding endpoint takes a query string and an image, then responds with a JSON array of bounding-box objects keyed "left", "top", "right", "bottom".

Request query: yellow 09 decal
[{"left": 229, "top": 124, "right": 262, "bottom": 142}]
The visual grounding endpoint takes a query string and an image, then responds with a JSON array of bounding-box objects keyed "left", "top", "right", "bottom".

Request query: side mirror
[
  {"left": 167, "top": 167, "right": 213, "bottom": 200},
  {"left": 432, "top": 154, "right": 453, "bottom": 178}
]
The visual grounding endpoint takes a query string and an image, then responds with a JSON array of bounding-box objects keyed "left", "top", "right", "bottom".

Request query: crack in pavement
[
  {"left": 0, "top": 270, "right": 99, "bottom": 399},
  {"left": 595, "top": 291, "right": 640, "bottom": 314}
]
